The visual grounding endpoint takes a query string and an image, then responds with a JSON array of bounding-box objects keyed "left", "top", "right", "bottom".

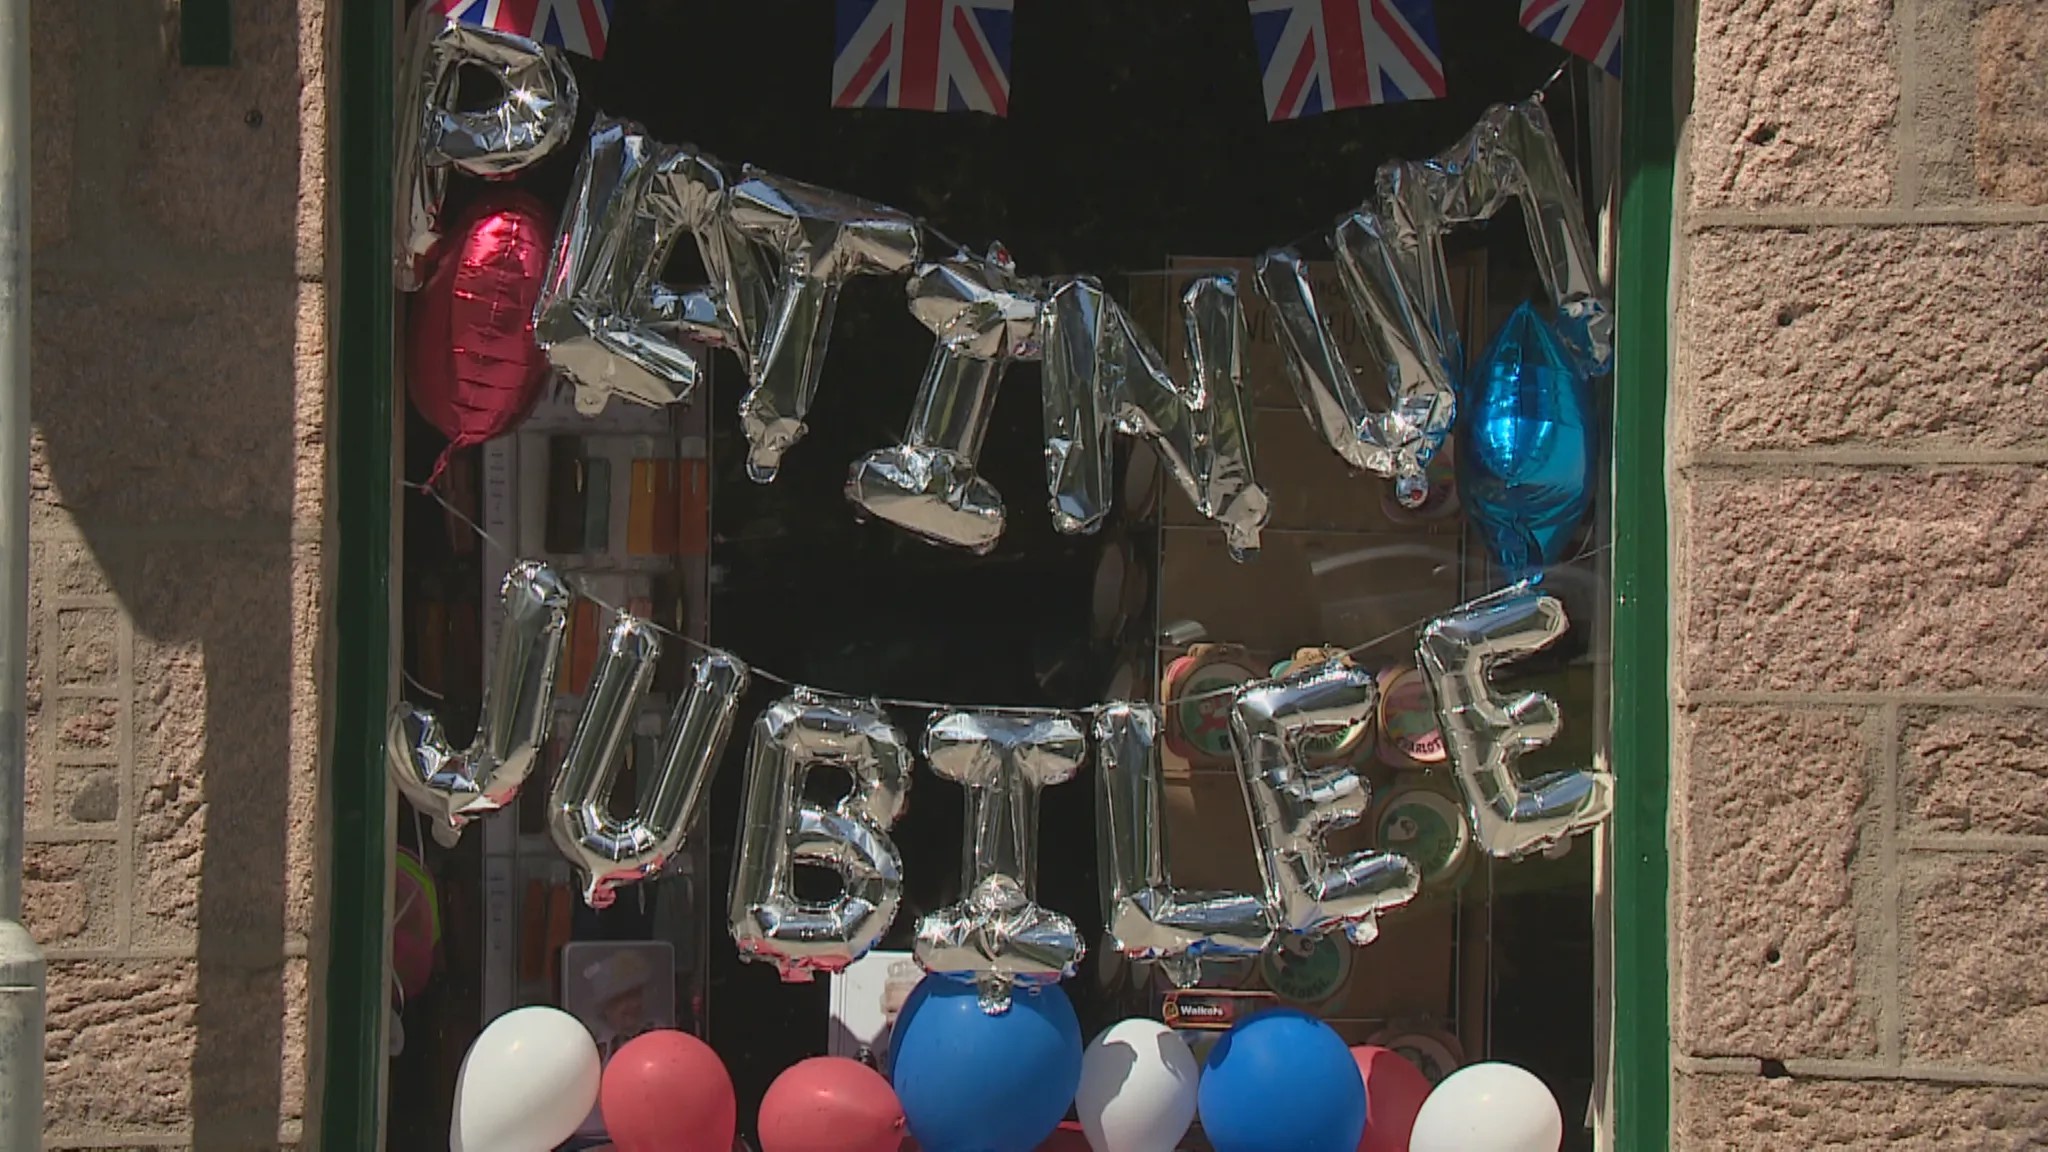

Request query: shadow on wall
[{"left": 28, "top": 1, "right": 320, "bottom": 1149}]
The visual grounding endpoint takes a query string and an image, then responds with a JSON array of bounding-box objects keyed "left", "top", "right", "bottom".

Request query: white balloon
[
  {"left": 1409, "top": 1062, "right": 1564, "bottom": 1152},
  {"left": 1076, "top": 1018, "right": 1201, "bottom": 1152},
  {"left": 449, "top": 1006, "right": 602, "bottom": 1152}
]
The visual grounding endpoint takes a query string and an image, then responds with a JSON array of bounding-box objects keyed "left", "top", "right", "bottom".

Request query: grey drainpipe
[{"left": 0, "top": 0, "right": 48, "bottom": 1145}]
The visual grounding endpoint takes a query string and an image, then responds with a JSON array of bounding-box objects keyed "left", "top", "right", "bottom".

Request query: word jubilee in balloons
[
  {"left": 392, "top": 5, "right": 1609, "bottom": 561},
  {"left": 390, "top": 563, "right": 1615, "bottom": 1009}
]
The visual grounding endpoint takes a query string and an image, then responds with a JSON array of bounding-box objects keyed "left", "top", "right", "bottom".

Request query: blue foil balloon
[
  {"left": 890, "top": 976, "right": 1083, "bottom": 1152},
  {"left": 1458, "top": 303, "right": 1596, "bottom": 583},
  {"left": 1197, "top": 1008, "right": 1365, "bottom": 1152}
]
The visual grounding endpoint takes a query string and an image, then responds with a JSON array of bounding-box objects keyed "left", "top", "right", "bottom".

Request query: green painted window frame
[{"left": 320, "top": 3, "right": 1676, "bottom": 1146}]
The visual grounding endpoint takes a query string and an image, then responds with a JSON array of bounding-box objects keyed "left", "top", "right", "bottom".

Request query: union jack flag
[
  {"left": 438, "top": 0, "right": 614, "bottom": 61},
  {"left": 1249, "top": 0, "right": 1447, "bottom": 121},
  {"left": 1519, "top": 0, "right": 1622, "bottom": 78},
  {"left": 832, "top": 0, "right": 1015, "bottom": 116}
]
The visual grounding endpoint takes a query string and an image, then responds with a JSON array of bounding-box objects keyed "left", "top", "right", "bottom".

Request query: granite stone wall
[
  {"left": 23, "top": 1, "right": 329, "bottom": 1148},
  {"left": 1672, "top": 1, "right": 2048, "bottom": 1147}
]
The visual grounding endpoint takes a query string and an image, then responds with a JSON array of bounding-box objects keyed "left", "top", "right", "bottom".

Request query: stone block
[
  {"left": 52, "top": 697, "right": 120, "bottom": 760},
  {"left": 1903, "top": 853, "right": 2048, "bottom": 1070},
  {"left": 31, "top": 278, "right": 302, "bottom": 522},
  {"left": 1900, "top": 707, "right": 2048, "bottom": 838},
  {"left": 130, "top": 0, "right": 310, "bottom": 259},
  {"left": 1676, "top": 707, "right": 1880, "bottom": 1059},
  {"left": 53, "top": 605, "right": 121, "bottom": 687},
  {"left": 30, "top": 0, "right": 76, "bottom": 249},
  {"left": 1680, "top": 470, "right": 2048, "bottom": 694},
  {"left": 23, "top": 841, "right": 118, "bottom": 953},
  {"left": 1679, "top": 226, "right": 2048, "bottom": 455},
  {"left": 293, "top": 281, "right": 328, "bottom": 530},
  {"left": 1902, "top": 0, "right": 1981, "bottom": 205},
  {"left": 44, "top": 957, "right": 308, "bottom": 1143},
  {"left": 1975, "top": 3, "right": 2048, "bottom": 205},
  {"left": 131, "top": 543, "right": 320, "bottom": 950},
  {"left": 51, "top": 766, "right": 120, "bottom": 830},
  {"left": 1689, "top": 0, "right": 1897, "bottom": 209},
  {"left": 285, "top": 545, "right": 323, "bottom": 944},
  {"left": 296, "top": 1, "right": 329, "bottom": 277},
  {"left": 1675, "top": 1074, "right": 2048, "bottom": 1150}
]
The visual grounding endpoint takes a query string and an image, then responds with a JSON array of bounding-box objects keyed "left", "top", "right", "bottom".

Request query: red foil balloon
[
  {"left": 598, "top": 1030, "right": 736, "bottom": 1152},
  {"left": 758, "top": 1057, "right": 906, "bottom": 1152},
  {"left": 407, "top": 188, "right": 556, "bottom": 484},
  {"left": 1352, "top": 1045, "right": 1433, "bottom": 1152}
]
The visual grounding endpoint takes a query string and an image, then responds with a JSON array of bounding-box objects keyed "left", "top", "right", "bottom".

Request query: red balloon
[
  {"left": 407, "top": 188, "right": 557, "bottom": 484},
  {"left": 758, "top": 1057, "right": 905, "bottom": 1152},
  {"left": 1352, "top": 1045, "right": 1433, "bottom": 1152},
  {"left": 599, "top": 1030, "right": 736, "bottom": 1152}
]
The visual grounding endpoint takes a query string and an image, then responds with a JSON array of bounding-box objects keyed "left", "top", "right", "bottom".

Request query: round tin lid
[
  {"left": 1164, "top": 650, "right": 1259, "bottom": 766},
  {"left": 1364, "top": 1025, "right": 1465, "bottom": 1085},
  {"left": 1104, "top": 658, "right": 1139, "bottom": 703},
  {"left": 1123, "top": 440, "right": 1161, "bottom": 521},
  {"left": 1090, "top": 540, "right": 1130, "bottom": 642},
  {"left": 1377, "top": 665, "right": 1448, "bottom": 768},
  {"left": 1259, "top": 932, "right": 1354, "bottom": 1007},
  {"left": 1374, "top": 784, "right": 1472, "bottom": 888}
]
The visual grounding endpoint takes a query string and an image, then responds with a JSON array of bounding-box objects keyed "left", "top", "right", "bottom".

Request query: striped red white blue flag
[
  {"left": 1519, "top": 0, "right": 1622, "bottom": 78},
  {"left": 438, "top": 0, "right": 614, "bottom": 61},
  {"left": 832, "top": 0, "right": 1015, "bottom": 116},
  {"left": 1249, "top": 0, "right": 1447, "bottom": 121}
]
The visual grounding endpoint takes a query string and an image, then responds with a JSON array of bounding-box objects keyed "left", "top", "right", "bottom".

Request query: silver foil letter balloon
[
  {"left": 546, "top": 617, "right": 749, "bottom": 907},
  {"left": 915, "top": 710, "right": 1088, "bottom": 1013},
  {"left": 1231, "top": 660, "right": 1421, "bottom": 944},
  {"left": 534, "top": 117, "right": 777, "bottom": 415},
  {"left": 846, "top": 246, "right": 1042, "bottom": 554},
  {"left": 1415, "top": 584, "right": 1613, "bottom": 857},
  {"left": 387, "top": 562, "right": 571, "bottom": 843},
  {"left": 730, "top": 692, "right": 913, "bottom": 981},
  {"left": 1094, "top": 703, "right": 1273, "bottom": 986},
  {"left": 727, "top": 172, "right": 923, "bottom": 481},
  {"left": 1427, "top": 100, "right": 1613, "bottom": 373},
  {"left": 1252, "top": 242, "right": 1454, "bottom": 509},
  {"left": 1039, "top": 275, "right": 1268, "bottom": 558},
  {"left": 394, "top": 3, "right": 579, "bottom": 291}
]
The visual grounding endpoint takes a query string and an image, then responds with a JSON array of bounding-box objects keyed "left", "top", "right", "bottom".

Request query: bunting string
[{"left": 403, "top": 478, "right": 1612, "bottom": 716}]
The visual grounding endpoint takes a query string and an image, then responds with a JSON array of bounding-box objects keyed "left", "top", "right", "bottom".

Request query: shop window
[{"left": 385, "top": 2, "right": 1625, "bottom": 1149}]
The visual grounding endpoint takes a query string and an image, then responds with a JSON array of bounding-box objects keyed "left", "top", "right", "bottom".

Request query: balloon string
[{"left": 403, "top": 479, "right": 1611, "bottom": 716}]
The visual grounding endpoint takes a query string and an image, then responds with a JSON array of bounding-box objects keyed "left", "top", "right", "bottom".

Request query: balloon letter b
[{"left": 730, "top": 692, "right": 913, "bottom": 980}]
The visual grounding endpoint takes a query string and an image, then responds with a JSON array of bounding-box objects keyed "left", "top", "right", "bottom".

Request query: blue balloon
[
  {"left": 1197, "top": 1009, "right": 1365, "bottom": 1152},
  {"left": 1458, "top": 302, "right": 1596, "bottom": 583},
  {"left": 890, "top": 977, "right": 1083, "bottom": 1152}
]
